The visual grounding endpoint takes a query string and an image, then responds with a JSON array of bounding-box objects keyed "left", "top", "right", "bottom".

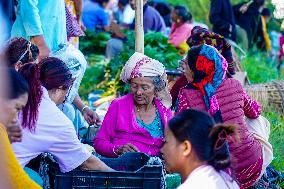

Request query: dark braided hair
[{"left": 4, "top": 37, "right": 39, "bottom": 67}]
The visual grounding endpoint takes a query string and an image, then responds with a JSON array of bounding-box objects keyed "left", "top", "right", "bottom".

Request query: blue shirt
[
  {"left": 82, "top": 0, "right": 109, "bottom": 31},
  {"left": 11, "top": 0, "right": 67, "bottom": 52},
  {"left": 136, "top": 111, "right": 163, "bottom": 138}
]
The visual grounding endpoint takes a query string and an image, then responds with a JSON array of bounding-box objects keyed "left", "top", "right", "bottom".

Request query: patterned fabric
[
  {"left": 136, "top": 111, "right": 164, "bottom": 138},
  {"left": 187, "top": 26, "right": 235, "bottom": 75},
  {"left": 187, "top": 44, "right": 227, "bottom": 122},
  {"left": 250, "top": 166, "right": 284, "bottom": 189},
  {"left": 65, "top": 0, "right": 82, "bottom": 48},
  {"left": 120, "top": 52, "right": 172, "bottom": 108}
]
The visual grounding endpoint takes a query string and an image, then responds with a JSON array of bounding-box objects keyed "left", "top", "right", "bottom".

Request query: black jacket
[
  {"left": 233, "top": 2, "right": 263, "bottom": 48},
  {"left": 209, "top": 0, "right": 236, "bottom": 41}
]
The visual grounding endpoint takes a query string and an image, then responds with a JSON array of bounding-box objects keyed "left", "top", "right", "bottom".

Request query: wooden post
[{"left": 135, "top": 0, "right": 144, "bottom": 53}]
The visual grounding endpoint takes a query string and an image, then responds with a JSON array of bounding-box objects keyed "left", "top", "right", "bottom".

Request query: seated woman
[
  {"left": 161, "top": 109, "right": 239, "bottom": 189},
  {"left": 0, "top": 68, "right": 40, "bottom": 188},
  {"left": 170, "top": 26, "right": 236, "bottom": 106},
  {"left": 5, "top": 38, "right": 100, "bottom": 135},
  {"left": 52, "top": 44, "right": 100, "bottom": 134},
  {"left": 177, "top": 44, "right": 263, "bottom": 188},
  {"left": 12, "top": 57, "right": 111, "bottom": 173},
  {"left": 94, "top": 52, "right": 172, "bottom": 157},
  {"left": 168, "top": 6, "right": 193, "bottom": 54}
]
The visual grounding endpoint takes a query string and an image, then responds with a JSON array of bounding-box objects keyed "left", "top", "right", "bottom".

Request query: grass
[
  {"left": 241, "top": 51, "right": 283, "bottom": 84},
  {"left": 263, "top": 110, "right": 284, "bottom": 172},
  {"left": 241, "top": 52, "right": 284, "bottom": 173}
]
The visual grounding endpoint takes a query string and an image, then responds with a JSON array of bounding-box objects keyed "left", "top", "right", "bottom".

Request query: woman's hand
[
  {"left": 6, "top": 123, "right": 22, "bottom": 143},
  {"left": 30, "top": 35, "right": 50, "bottom": 61},
  {"left": 82, "top": 107, "right": 101, "bottom": 125},
  {"left": 115, "top": 143, "right": 139, "bottom": 155}
]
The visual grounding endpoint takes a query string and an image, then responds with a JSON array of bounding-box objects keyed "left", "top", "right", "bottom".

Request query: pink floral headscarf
[{"left": 120, "top": 52, "right": 172, "bottom": 108}]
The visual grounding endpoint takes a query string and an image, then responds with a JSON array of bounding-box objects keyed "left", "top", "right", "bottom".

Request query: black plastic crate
[{"left": 48, "top": 152, "right": 163, "bottom": 189}]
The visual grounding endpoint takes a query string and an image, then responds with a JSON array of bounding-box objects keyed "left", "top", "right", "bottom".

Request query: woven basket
[
  {"left": 231, "top": 47, "right": 244, "bottom": 72},
  {"left": 245, "top": 80, "right": 284, "bottom": 113}
]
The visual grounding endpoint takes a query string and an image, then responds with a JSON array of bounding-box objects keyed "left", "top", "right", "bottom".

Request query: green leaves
[{"left": 79, "top": 30, "right": 182, "bottom": 98}]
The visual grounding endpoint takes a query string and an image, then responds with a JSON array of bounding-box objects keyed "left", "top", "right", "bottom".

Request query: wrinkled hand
[
  {"left": 110, "top": 21, "right": 120, "bottom": 34},
  {"left": 6, "top": 123, "right": 22, "bottom": 143},
  {"left": 82, "top": 107, "right": 101, "bottom": 125},
  {"left": 115, "top": 143, "right": 139, "bottom": 155}
]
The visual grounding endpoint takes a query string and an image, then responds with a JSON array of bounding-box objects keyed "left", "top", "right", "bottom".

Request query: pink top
[
  {"left": 169, "top": 22, "right": 193, "bottom": 47},
  {"left": 93, "top": 94, "right": 172, "bottom": 157}
]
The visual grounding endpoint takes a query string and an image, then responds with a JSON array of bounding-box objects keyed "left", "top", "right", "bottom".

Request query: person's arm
[
  {"left": 170, "top": 74, "right": 188, "bottom": 107},
  {"left": 48, "top": 114, "right": 112, "bottom": 172},
  {"left": 176, "top": 89, "right": 190, "bottom": 114},
  {"left": 73, "top": 95, "right": 101, "bottom": 125},
  {"left": 30, "top": 35, "right": 50, "bottom": 60},
  {"left": 19, "top": 0, "right": 50, "bottom": 60},
  {"left": 73, "top": 0, "right": 86, "bottom": 30},
  {"left": 93, "top": 100, "right": 119, "bottom": 157},
  {"left": 243, "top": 89, "right": 261, "bottom": 119},
  {"left": 74, "top": 0, "right": 83, "bottom": 22},
  {"left": 80, "top": 156, "right": 113, "bottom": 171},
  {"left": 110, "top": 21, "right": 126, "bottom": 39},
  {"left": 209, "top": 0, "right": 231, "bottom": 32}
]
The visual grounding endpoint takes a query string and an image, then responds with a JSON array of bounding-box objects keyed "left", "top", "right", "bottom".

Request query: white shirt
[
  {"left": 178, "top": 165, "right": 240, "bottom": 189},
  {"left": 12, "top": 87, "right": 91, "bottom": 173},
  {"left": 122, "top": 4, "right": 135, "bottom": 24}
]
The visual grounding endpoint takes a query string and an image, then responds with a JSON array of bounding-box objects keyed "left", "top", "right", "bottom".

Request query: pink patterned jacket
[{"left": 177, "top": 78, "right": 263, "bottom": 189}]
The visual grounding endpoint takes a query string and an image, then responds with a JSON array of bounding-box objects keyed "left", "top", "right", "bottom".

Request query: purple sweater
[
  {"left": 177, "top": 78, "right": 263, "bottom": 188},
  {"left": 131, "top": 5, "right": 166, "bottom": 34},
  {"left": 94, "top": 94, "right": 172, "bottom": 157}
]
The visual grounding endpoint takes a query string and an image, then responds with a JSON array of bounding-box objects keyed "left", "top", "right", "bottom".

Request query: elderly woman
[
  {"left": 177, "top": 44, "right": 266, "bottom": 188},
  {"left": 94, "top": 52, "right": 172, "bottom": 157}
]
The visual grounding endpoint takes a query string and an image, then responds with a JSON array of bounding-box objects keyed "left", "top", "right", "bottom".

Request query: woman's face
[
  {"left": 179, "top": 56, "right": 194, "bottom": 82},
  {"left": 161, "top": 127, "right": 186, "bottom": 173},
  {"left": 3, "top": 93, "right": 28, "bottom": 127},
  {"left": 49, "top": 88, "right": 69, "bottom": 105},
  {"left": 130, "top": 77, "right": 155, "bottom": 106},
  {"left": 171, "top": 10, "right": 179, "bottom": 23}
]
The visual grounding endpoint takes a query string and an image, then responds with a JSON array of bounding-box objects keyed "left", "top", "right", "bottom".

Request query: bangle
[
  {"left": 112, "top": 146, "right": 119, "bottom": 156},
  {"left": 81, "top": 106, "right": 89, "bottom": 113}
]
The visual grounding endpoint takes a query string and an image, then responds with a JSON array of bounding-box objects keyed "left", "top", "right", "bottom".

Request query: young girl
[{"left": 161, "top": 109, "right": 239, "bottom": 189}]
